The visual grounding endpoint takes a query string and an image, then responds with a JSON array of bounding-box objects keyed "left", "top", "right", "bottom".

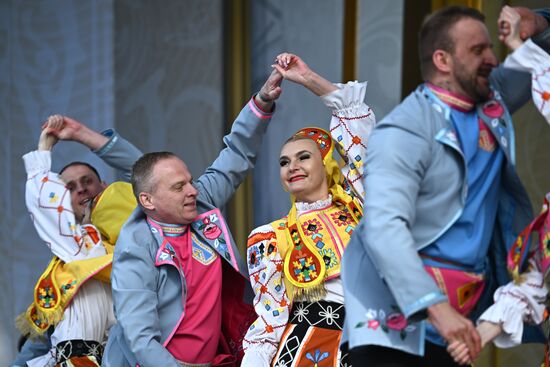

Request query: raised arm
[
  {"left": 195, "top": 70, "right": 282, "bottom": 209},
  {"left": 255, "top": 69, "right": 283, "bottom": 111},
  {"left": 273, "top": 52, "right": 376, "bottom": 199},
  {"left": 498, "top": 6, "right": 524, "bottom": 51},
  {"left": 498, "top": 6, "right": 549, "bottom": 45},
  {"left": 45, "top": 115, "right": 142, "bottom": 181},
  {"left": 23, "top": 116, "right": 97, "bottom": 262},
  {"left": 273, "top": 53, "right": 337, "bottom": 96},
  {"left": 45, "top": 115, "right": 108, "bottom": 150},
  {"left": 490, "top": 6, "right": 550, "bottom": 113},
  {"left": 500, "top": 6, "right": 550, "bottom": 124}
]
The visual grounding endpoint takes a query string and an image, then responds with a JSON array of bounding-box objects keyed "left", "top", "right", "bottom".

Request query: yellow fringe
[
  {"left": 14, "top": 307, "right": 64, "bottom": 340},
  {"left": 292, "top": 283, "right": 328, "bottom": 303},
  {"left": 15, "top": 311, "right": 34, "bottom": 337}
]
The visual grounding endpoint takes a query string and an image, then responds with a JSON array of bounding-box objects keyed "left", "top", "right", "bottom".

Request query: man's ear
[
  {"left": 139, "top": 192, "right": 154, "bottom": 211},
  {"left": 432, "top": 49, "right": 452, "bottom": 74},
  {"left": 101, "top": 181, "right": 108, "bottom": 189}
]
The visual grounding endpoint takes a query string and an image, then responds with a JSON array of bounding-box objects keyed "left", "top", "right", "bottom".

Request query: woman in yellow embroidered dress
[{"left": 242, "top": 53, "right": 375, "bottom": 367}]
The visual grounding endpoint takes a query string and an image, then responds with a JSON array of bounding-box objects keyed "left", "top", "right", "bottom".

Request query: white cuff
[
  {"left": 22, "top": 150, "right": 52, "bottom": 176},
  {"left": 478, "top": 295, "right": 526, "bottom": 348},
  {"left": 321, "top": 81, "right": 370, "bottom": 116},
  {"left": 241, "top": 344, "right": 277, "bottom": 367},
  {"left": 503, "top": 39, "right": 549, "bottom": 74},
  {"left": 478, "top": 268, "right": 547, "bottom": 348}
]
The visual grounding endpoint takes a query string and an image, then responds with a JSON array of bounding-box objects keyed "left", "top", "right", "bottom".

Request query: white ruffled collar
[{"left": 295, "top": 194, "right": 332, "bottom": 215}]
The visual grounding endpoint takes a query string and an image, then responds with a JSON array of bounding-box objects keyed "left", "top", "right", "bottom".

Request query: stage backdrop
[
  {"left": 2, "top": 1, "right": 548, "bottom": 366},
  {"left": 0, "top": 0, "right": 225, "bottom": 363}
]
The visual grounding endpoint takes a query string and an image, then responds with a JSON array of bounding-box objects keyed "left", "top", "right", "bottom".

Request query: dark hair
[
  {"left": 419, "top": 6, "right": 485, "bottom": 80},
  {"left": 131, "top": 151, "right": 177, "bottom": 201},
  {"left": 59, "top": 161, "right": 101, "bottom": 181}
]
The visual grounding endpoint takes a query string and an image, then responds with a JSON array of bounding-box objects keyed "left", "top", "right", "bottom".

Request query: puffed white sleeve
[
  {"left": 321, "top": 81, "right": 376, "bottom": 200},
  {"left": 503, "top": 39, "right": 550, "bottom": 124},
  {"left": 242, "top": 224, "right": 291, "bottom": 367},
  {"left": 23, "top": 150, "right": 104, "bottom": 263},
  {"left": 478, "top": 260, "right": 547, "bottom": 348}
]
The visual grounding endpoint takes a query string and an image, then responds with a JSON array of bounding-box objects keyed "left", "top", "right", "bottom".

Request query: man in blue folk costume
[
  {"left": 102, "top": 70, "right": 283, "bottom": 367},
  {"left": 342, "top": 5, "right": 550, "bottom": 367}
]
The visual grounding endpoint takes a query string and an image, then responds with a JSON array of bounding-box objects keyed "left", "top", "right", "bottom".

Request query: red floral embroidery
[
  {"left": 482, "top": 100, "right": 504, "bottom": 119},
  {"left": 386, "top": 313, "right": 407, "bottom": 331},
  {"left": 301, "top": 219, "right": 323, "bottom": 235},
  {"left": 202, "top": 217, "right": 222, "bottom": 240}
]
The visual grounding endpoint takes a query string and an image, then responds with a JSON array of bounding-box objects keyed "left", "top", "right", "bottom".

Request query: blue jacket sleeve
[
  {"left": 9, "top": 336, "right": 51, "bottom": 367},
  {"left": 195, "top": 98, "right": 273, "bottom": 209},
  {"left": 93, "top": 129, "right": 143, "bottom": 182}
]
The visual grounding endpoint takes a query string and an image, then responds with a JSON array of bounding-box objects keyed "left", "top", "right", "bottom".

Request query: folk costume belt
[
  {"left": 289, "top": 300, "right": 346, "bottom": 330},
  {"left": 55, "top": 339, "right": 103, "bottom": 365},
  {"left": 273, "top": 300, "right": 349, "bottom": 366}
]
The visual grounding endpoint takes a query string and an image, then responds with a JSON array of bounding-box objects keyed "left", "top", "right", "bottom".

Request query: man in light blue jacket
[
  {"left": 342, "top": 5, "right": 550, "bottom": 367},
  {"left": 102, "top": 71, "right": 282, "bottom": 367}
]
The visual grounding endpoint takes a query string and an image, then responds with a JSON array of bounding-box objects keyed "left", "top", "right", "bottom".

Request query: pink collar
[{"left": 426, "top": 83, "right": 475, "bottom": 112}]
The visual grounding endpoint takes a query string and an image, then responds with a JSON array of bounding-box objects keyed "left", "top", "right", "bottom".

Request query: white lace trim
[{"left": 295, "top": 195, "right": 332, "bottom": 215}]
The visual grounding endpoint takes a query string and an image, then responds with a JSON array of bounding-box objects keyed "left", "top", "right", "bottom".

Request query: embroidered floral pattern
[
  {"left": 244, "top": 226, "right": 291, "bottom": 353},
  {"left": 306, "top": 349, "right": 330, "bottom": 364},
  {"left": 30, "top": 307, "right": 48, "bottom": 330},
  {"left": 292, "top": 255, "right": 318, "bottom": 282},
  {"left": 355, "top": 306, "right": 416, "bottom": 340},
  {"left": 158, "top": 242, "right": 177, "bottom": 263},
  {"left": 200, "top": 217, "right": 222, "bottom": 240},
  {"left": 248, "top": 233, "right": 277, "bottom": 270},
  {"left": 330, "top": 210, "right": 352, "bottom": 226},
  {"left": 482, "top": 100, "right": 504, "bottom": 119},
  {"left": 320, "top": 248, "right": 338, "bottom": 269},
  {"left": 302, "top": 218, "right": 323, "bottom": 236},
  {"left": 293, "top": 302, "right": 310, "bottom": 323},
  {"left": 61, "top": 280, "right": 77, "bottom": 294},
  {"left": 248, "top": 244, "right": 261, "bottom": 268},
  {"left": 319, "top": 304, "right": 340, "bottom": 325},
  {"left": 192, "top": 211, "right": 235, "bottom": 266},
  {"left": 38, "top": 286, "right": 56, "bottom": 308}
]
